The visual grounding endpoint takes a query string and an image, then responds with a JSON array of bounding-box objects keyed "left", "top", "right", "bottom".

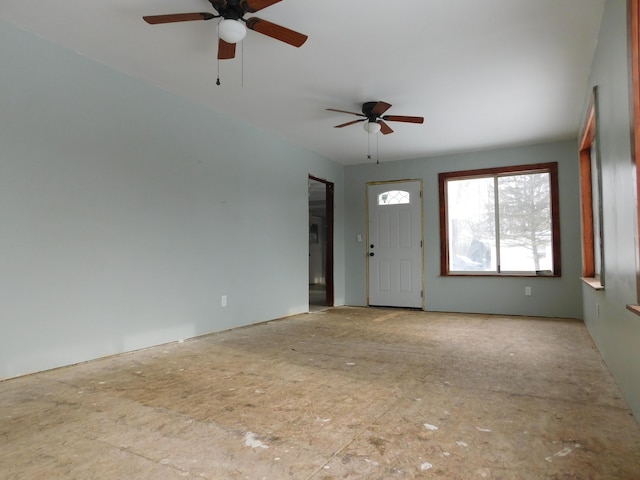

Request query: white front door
[{"left": 367, "top": 180, "right": 423, "bottom": 308}]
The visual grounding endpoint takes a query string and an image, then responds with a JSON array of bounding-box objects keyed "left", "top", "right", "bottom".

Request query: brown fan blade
[
  {"left": 382, "top": 115, "right": 424, "bottom": 124},
  {"left": 326, "top": 108, "right": 366, "bottom": 117},
  {"left": 379, "top": 120, "right": 394, "bottom": 135},
  {"left": 371, "top": 101, "right": 392, "bottom": 116},
  {"left": 334, "top": 119, "right": 366, "bottom": 128},
  {"left": 240, "top": 0, "right": 282, "bottom": 13},
  {"left": 245, "top": 17, "right": 308, "bottom": 47},
  {"left": 143, "top": 13, "right": 215, "bottom": 24},
  {"left": 142, "top": 12, "right": 216, "bottom": 25},
  {"left": 218, "top": 39, "right": 236, "bottom": 59}
]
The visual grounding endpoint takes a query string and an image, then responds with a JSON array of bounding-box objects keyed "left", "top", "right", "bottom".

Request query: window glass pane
[
  {"left": 591, "top": 140, "right": 601, "bottom": 277},
  {"left": 497, "top": 172, "right": 552, "bottom": 272},
  {"left": 378, "top": 190, "right": 410, "bottom": 205},
  {"left": 447, "top": 178, "right": 496, "bottom": 271}
]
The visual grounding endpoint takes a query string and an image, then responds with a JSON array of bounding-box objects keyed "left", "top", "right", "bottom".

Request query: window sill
[
  {"left": 581, "top": 277, "right": 604, "bottom": 290},
  {"left": 627, "top": 305, "right": 640, "bottom": 316}
]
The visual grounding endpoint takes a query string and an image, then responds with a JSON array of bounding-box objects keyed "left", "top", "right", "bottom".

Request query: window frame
[
  {"left": 578, "top": 87, "right": 605, "bottom": 290},
  {"left": 439, "top": 162, "right": 562, "bottom": 277}
]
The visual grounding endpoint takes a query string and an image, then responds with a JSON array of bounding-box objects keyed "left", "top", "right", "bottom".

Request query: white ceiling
[{"left": 1, "top": 0, "right": 605, "bottom": 165}]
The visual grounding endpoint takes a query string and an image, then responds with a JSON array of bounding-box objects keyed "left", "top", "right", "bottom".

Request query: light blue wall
[
  {"left": 579, "top": 0, "right": 640, "bottom": 419},
  {"left": 0, "top": 21, "right": 345, "bottom": 379},
  {"left": 344, "top": 140, "right": 584, "bottom": 319}
]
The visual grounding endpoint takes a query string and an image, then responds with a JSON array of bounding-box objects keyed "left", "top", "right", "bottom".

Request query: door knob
[
  {"left": 369, "top": 252, "right": 375, "bottom": 257},
  {"left": 370, "top": 244, "right": 374, "bottom": 248}
]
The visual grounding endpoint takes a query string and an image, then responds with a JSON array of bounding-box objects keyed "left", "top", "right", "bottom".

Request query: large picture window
[{"left": 439, "top": 163, "right": 561, "bottom": 276}]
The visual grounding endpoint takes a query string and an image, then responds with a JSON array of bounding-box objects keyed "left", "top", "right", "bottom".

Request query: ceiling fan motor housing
[
  {"left": 362, "top": 101, "right": 380, "bottom": 120},
  {"left": 209, "top": 0, "right": 245, "bottom": 20}
]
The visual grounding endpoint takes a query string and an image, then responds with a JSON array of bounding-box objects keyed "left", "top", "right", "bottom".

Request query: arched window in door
[{"left": 378, "top": 190, "right": 411, "bottom": 206}]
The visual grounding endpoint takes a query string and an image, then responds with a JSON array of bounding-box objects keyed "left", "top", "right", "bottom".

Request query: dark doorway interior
[{"left": 308, "top": 176, "right": 334, "bottom": 308}]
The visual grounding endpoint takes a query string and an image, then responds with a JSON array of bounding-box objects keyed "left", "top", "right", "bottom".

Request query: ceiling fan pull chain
[
  {"left": 376, "top": 132, "right": 380, "bottom": 165},
  {"left": 241, "top": 39, "right": 244, "bottom": 88},
  {"left": 216, "top": 20, "right": 221, "bottom": 86}
]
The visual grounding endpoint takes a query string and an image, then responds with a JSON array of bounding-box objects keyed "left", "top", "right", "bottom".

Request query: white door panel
[{"left": 368, "top": 181, "right": 423, "bottom": 308}]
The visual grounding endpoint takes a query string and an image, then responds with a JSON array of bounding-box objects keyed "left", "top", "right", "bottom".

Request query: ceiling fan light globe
[
  {"left": 364, "top": 121, "right": 381, "bottom": 134},
  {"left": 219, "top": 19, "right": 247, "bottom": 43}
]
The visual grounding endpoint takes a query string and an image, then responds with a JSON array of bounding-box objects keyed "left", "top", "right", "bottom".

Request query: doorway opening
[{"left": 308, "top": 176, "right": 334, "bottom": 310}]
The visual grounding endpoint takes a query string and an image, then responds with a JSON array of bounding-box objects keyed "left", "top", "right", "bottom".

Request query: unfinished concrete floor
[{"left": 2, "top": 307, "right": 640, "bottom": 479}]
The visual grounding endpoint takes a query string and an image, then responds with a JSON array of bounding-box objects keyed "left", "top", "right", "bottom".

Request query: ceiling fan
[
  {"left": 143, "top": 0, "right": 308, "bottom": 60},
  {"left": 327, "top": 101, "right": 424, "bottom": 135}
]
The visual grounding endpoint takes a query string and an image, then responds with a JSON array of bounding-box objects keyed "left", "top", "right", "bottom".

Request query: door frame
[
  {"left": 366, "top": 179, "right": 425, "bottom": 309},
  {"left": 309, "top": 175, "right": 334, "bottom": 306}
]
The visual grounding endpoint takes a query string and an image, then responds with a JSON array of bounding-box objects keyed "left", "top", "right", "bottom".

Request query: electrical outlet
[
  {"left": 525, "top": 286, "right": 532, "bottom": 296},
  {"left": 221, "top": 295, "right": 227, "bottom": 307}
]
